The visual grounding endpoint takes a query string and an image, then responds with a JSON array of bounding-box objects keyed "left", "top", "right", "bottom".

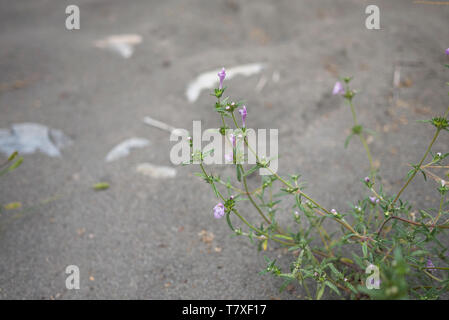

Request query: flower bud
[
  {"left": 218, "top": 68, "right": 226, "bottom": 90},
  {"left": 238, "top": 106, "right": 247, "bottom": 127}
]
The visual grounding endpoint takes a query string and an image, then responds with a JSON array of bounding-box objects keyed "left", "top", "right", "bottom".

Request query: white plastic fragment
[
  {"left": 136, "top": 163, "right": 177, "bottom": 178},
  {"left": 186, "top": 63, "right": 265, "bottom": 103},
  {"left": 143, "top": 116, "right": 187, "bottom": 137},
  {"left": 0, "top": 123, "right": 72, "bottom": 157},
  {"left": 105, "top": 138, "right": 150, "bottom": 162},
  {"left": 94, "top": 34, "right": 142, "bottom": 59}
]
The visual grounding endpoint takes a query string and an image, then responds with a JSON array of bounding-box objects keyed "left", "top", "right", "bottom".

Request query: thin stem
[
  {"left": 392, "top": 128, "right": 441, "bottom": 206},
  {"left": 377, "top": 215, "right": 449, "bottom": 236},
  {"left": 348, "top": 99, "right": 375, "bottom": 180},
  {"left": 240, "top": 165, "right": 272, "bottom": 226}
]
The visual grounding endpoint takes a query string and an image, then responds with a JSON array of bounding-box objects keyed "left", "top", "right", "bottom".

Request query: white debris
[
  {"left": 186, "top": 63, "right": 265, "bottom": 103},
  {"left": 94, "top": 34, "right": 142, "bottom": 59},
  {"left": 0, "top": 123, "right": 72, "bottom": 157},
  {"left": 105, "top": 138, "right": 150, "bottom": 162},
  {"left": 136, "top": 163, "right": 177, "bottom": 178},
  {"left": 255, "top": 75, "right": 268, "bottom": 92},
  {"left": 142, "top": 116, "right": 186, "bottom": 137}
]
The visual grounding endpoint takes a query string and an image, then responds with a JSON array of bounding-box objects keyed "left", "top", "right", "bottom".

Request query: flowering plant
[{"left": 188, "top": 52, "right": 449, "bottom": 300}]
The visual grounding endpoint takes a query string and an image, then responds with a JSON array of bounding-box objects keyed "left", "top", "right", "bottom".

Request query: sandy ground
[{"left": 0, "top": 0, "right": 448, "bottom": 299}]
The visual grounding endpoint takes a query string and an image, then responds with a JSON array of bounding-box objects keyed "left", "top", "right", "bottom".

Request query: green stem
[
  {"left": 240, "top": 164, "right": 272, "bottom": 226},
  {"left": 349, "top": 99, "right": 375, "bottom": 179},
  {"left": 392, "top": 128, "right": 441, "bottom": 206}
]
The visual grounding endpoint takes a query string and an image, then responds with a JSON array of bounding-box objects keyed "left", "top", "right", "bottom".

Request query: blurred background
[{"left": 0, "top": 0, "right": 448, "bottom": 299}]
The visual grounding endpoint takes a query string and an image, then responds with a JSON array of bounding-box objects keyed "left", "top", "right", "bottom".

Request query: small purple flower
[
  {"left": 218, "top": 67, "right": 226, "bottom": 90},
  {"left": 330, "top": 208, "right": 338, "bottom": 216},
  {"left": 446, "top": 48, "right": 449, "bottom": 55},
  {"left": 332, "top": 81, "right": 345, "bottom": 95},
  {"left": 238, "top": 105, "right": 247, "bottom": 127},
  {"left": 364, "top": 176, "right": 370, "bottom": 183},
  {"left": 369, "top": 196, "right": 379, "bottom": 204},
  {"left": 213, "top": 203, "right": 225, "bottom": 219},
  {"left": 426, "top": 259, "right": 436, "bottom": 272},
  {"left": 229, "top": 133, "right": 236, "bottom": 147}
]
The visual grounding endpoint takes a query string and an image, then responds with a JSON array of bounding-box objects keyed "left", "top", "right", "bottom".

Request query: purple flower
[
  {"left": 238, "top": 105, "right": 247, "bottom": 127},
  {"left": 229, "top": 133, "right": 236, "bottom": 147},
  {"left": 332, "top": 81, "right": 345, "bottom": 95},
  {"left": 218, "top": 67, "right": 226, "bottom": 90},
  {"left": 446, "top": 48, "right": 449, "bottom": 55},
  {"left": 369, "top": 196, "right": 379, "bottom": 204},
  {"left": 364, "top": 176, "right": 370, "bottom": 183},
  {"left": 330, "top": 208, "right": 338, "bottom": 216},
  {"left": 213, "top": 203, "right": 225, "bottom": 219},
  {"left": 426, "top": 259, "right": 436, "bottom": 272}
]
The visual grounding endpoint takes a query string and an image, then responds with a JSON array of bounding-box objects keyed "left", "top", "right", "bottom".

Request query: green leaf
[
  {"left": 344, "top": 134, "right": 354, "bottom": 148},
  {"left": 211, "top": 183, "right": 219, "bottom": 198},
  {"left": 93, "top": 182, "right": 110, "bottom": 190},
  {"left": 411, "top": 250, "right": 428, "bottom": 257},
  {"left": 362, "top": 242, "right": 368, "bottom": 259},
  {"left": 243, "top": 165, "right": 259, "bottom": 177},
  {"left": 226, "top": 212, "right": 235, "bottom": 232},
  {"left": 316, "top": 283, "right": 325, "bottom": 300},
  {"left": 345, "top": 281, "right": 358, "bottom": 294},
  {"left": 8, "top": 157, "right": 23, "bottom": 171},
  {"left": 0, "top": 157, "right": 23, "bottom": 177},
  {"left": 328, "top": 263, "right": 343, "bottom": 279},
  {"left": 7, "top": 151, "right": 18, "bottom": 161},
  {"left": 236, "top": 165, "right": 241, "bottom": 182},
  {"left": 325, "top": 281, "right": 341, "bottom": 296}
]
